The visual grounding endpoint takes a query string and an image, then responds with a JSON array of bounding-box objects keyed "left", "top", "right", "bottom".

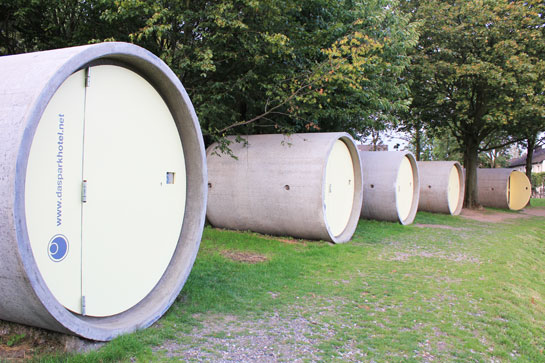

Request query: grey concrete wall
[
  {"left": 206, "top": 133, "right": 363, "bottom": 243},
  {"left": 0, "top": 42, "right": 207, "bottom": 341},
  {"left": 359, "top": 151, "right": 420, "bottom": 225},
  {"left": 418, "top": 161, "right": 464, "bottom": 215},
  {"left": 477, "top": 168, "right": 512, "bottom": 209}
]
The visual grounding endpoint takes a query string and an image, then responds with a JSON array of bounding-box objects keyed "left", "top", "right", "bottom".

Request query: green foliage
[
  {"left": 102, "top": 0, "right": 418, "bottom": 144},
  {"left": 5, "top": 333, "right": 25, "bottom": 347},
  {"left": 479, "top": 147, "right": 512, "bottom": 168},
  {"left": 411, "top": 0, "right": 544, "bottom": 140},
  {"left": 401, "top": 0, "right": 545, "bottom": 206},
  {"left": 531, "top": 172, "right": 545, "bottom": 188},
  {"left": 409, "top": 129, "right": 464, "bottom": 162},
  {"left": 0, "top": 0, "right": 117, "bottom": 54},
  {"left": 0, "top": 0, "right": 418, "bottom": 145}
]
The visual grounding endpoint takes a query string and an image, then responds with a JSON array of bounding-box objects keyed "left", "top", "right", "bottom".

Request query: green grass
[
  {"left": 42, "top": 206, "right": 545, "bottom": 362},
  {"left": 5, "top": 333, "right": 26, "bottom": 347},
  {"left": 530, "top": 198, "right": 545, "bottom": 207}
]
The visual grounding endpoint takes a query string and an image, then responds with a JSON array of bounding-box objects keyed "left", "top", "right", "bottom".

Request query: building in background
[
  {"left": 509, "top": 146, "right": 545, "bottom": 173},
  {"left": 509, "top": 146, "right": 545, "bottom": 198}
]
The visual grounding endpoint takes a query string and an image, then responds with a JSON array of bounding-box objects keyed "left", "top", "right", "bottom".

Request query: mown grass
[
  {"left": 531, "top": 198, "right": 545, "bottom": 207},
  {"left": 38, "top": 200, "right": 545, "bottom": 362}
]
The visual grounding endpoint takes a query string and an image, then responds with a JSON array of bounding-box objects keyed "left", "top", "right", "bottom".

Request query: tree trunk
[
  {"left": 525, "top": 135, "right": 536, "bottom": 182},
  {"left": 414, "top": 127, "right": 421, "bottom": 161},
  {"left": 463, "top": 140, "right": 480, "bottom": 208},
  {"left": 371, "top": 130, "right": 379, "bottom": 151},
  {"left": 525, "top": 135, "right": 536, "bottom": 206}
]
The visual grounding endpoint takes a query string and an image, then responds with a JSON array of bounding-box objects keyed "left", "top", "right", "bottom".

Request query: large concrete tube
[
  {"left": 359, "top": 151, "right": 420, "bottom": 225},
  {"left": 477, "top": 168, "right": 531, "bottom": 210},
  {"left": 0, "top": 43, "right": 207, "bottom": 341},
  {"left": 417, "top": 161, "right": 465, "bottom": 215},
  {"left": 206, "top": 133, "right": 363, "bottom": 243}
]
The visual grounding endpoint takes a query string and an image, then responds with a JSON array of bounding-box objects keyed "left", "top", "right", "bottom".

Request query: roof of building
[{"left": 509, "top": 146, "right": 545, "bottom": 167}]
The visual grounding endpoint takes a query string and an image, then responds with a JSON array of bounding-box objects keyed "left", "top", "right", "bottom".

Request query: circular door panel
[
  {"left": 508, "top": 171, "right": 531, "bottom": 211},
  {"left": 447, "top": 165, "right": 461, "bottom": 214},
  {"left": 396, "top": 156, "right": 414, "bottom": 222},
  {"left": 26, "top": 65, "right": 186, "bottom": 317},
  {"left": 25, "top": 70, "right": 86, "bottom": 314},
  {"left": 81, "top": 65, "right": 186, "bottom": 317},
  {"left": 324, "top": 140, "right": 355, "bottom": 237}
]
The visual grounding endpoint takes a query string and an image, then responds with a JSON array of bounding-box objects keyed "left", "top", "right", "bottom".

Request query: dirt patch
[
  {"left": 414, "top": 224, "right": 467, "bottom": 231},
  {"left": 522, "top": 207, "right": 545, "bottom": 217},
  {"left": 390, "top": 250, "right": 481, "bottom": 264},
  {"left": 0, "top": 320, "right": 103, "bottom": 360},
  {"left": 270, "top": 237, "right": 308, "bottom": 246},
  {"left": 460, "top": 208, "right": 526, "bottom": 223},
  {"left": 459, "top": 206, "right": 545, "bottom": 223},
  {"left": 220, "top": 250, "right": 268, "bottom": 264},
  {"left": 154, "top": 309, "right": 336, "bottom": 361},
  {"left": 212, "top": 228, "right": 310, "bottom": 245}
]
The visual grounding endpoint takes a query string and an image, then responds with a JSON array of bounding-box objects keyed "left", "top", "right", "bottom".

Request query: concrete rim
[
  {"left": 13, "top": 42, "right": 207, "bottom": 341},
  {"left": 397, "top": 152, "right": 420, "bottom": 225},
  {"left": 322, "top": 134, "right": 364, "bottom": 243}
]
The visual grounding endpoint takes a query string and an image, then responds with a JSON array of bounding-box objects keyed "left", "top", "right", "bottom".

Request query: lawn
[{"left": 8, "top": 200, "right": 545, "bottom": 362}]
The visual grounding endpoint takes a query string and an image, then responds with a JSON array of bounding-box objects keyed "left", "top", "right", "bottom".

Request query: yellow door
[
  {"left": 26, "top": 65, "right": 186, "bottom": 317},
  {"left": 26, "top": 70, "right": 86, "bottom": 314},
  {"left": 396, "top": 156, "right": 415, "bottom": 222},
  {"left": 324, "top": 140, "right": 355, "bottom": 237},
  {"left": 81, "top": 65, "right": 186, "bottom": 316}
]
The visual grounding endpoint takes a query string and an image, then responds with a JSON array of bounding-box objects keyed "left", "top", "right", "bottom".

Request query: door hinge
[
  {"left": 81, "top": 295, "right": 86, "bottom": 316},
  {"left": 82, "top": 180, "right": 87, "bottom": 203},
  {"left": 85, "top": 67, "right": 91, "bottom": 87}
]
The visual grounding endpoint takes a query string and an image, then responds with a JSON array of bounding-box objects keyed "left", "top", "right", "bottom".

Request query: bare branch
[
  {"left": 216, "top": 83, "right": 313, "bottom": 134},
  {"left": 479, "top": 137, "right": 524, "bottom": 152}
]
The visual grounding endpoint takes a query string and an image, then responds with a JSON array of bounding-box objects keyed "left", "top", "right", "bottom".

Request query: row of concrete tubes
[
  {"left": 207, "top": 133, "right": 532, "bottom": 244},
  {"left": 0, "top": 43, "right": 532, "bottom": 342}
]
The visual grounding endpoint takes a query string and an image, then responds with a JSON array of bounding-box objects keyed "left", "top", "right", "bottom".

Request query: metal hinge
[
  {"left": 81, "top": 295, "right": 86, "bottom": 316},
  {"left": 82, "top": 180, "right": 87, "bottom": 203},
  {"left": 85, "top": 67, "right": 91, "bottom": 87}
]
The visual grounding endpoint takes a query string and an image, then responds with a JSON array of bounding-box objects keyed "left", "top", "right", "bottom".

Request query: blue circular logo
[{"left": 48, "top": 234, "right": 69, "bottom": 262}]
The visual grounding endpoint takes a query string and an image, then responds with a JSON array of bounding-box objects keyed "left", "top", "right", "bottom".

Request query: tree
[
  {"left": 103, "top": 0, "right": 417, "bottom": 146},
  {"left": 408, "top": 130, "right": 464, "bottom": 162},
  {"left": 506, "top": 0, "right": 545, "bottom": 186},
  {"left": 406, "top": 0, "right": 545, "bottom": 208},
  {"left": 480, "top": 147, "right": 511, "bottom": 168},
  {"left": 0, "top": 0, "right": 116, "bottom": 55},
  {"left": 531, "top": 171, "right": 545, "bottom": 197},
  {"left": 1, "top": 0, "right": 418, "bottom": 149}
]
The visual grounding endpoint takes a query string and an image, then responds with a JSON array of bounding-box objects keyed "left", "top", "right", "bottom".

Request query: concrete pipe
[
  {"left": 0, "top": 43, "right": 207, "bottom": 341},
  {"left": 477, "top": 168, "right": 531, "bottom": 210},
  {"left": 417, "top": 161, "right": 465, "bottom": 215},
  {"left": 206, "top": 133, "right": 363, "bottom": 243},
  {"left": 359, "top": 151, "right": 420, "bottom": 225}
]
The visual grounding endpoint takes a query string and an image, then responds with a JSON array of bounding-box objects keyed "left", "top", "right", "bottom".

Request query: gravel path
[{"left": 154, "top": 308, "right": 338, "bottom": 362}]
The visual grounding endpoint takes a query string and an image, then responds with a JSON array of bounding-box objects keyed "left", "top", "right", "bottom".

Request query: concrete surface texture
[
  {"left": 359, "top": 151, "right": 420, "bottom": 225},
  {"left": 418, "top": 161, "right": 465, "bottom": 215},
  {"left": 477, "top": 168, "right": 531, "bottom": 210},
  {"left": 206, "top": 133, "right": 363, "bottom": 243},
  {"left": 0, "top": 42, "right": 207, "bottom": 341}
]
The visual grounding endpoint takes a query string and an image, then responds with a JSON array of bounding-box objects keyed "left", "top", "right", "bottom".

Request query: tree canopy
[
  {"left": 0, "top": 0, "right": 417, "bottom": 147},
  {"left": 401, "top": 0, "right": 545, "bottom": 207},
  {"left": 3, "top": 0, "right": 545, "bottom": 209}
]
